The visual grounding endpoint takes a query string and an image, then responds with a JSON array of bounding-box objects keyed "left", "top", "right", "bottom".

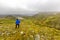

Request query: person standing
[{"left": 16, "top": 19, "right": 20, "bottom": 28}]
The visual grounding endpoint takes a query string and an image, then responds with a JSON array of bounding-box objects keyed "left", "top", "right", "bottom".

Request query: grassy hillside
[{"left": 0, "top": 14, "right": 60, "bottom": 40}]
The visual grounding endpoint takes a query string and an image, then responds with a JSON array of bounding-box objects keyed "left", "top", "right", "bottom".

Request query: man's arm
[{"left": 19, "top": 20, "right": 20, "bottom": 23}]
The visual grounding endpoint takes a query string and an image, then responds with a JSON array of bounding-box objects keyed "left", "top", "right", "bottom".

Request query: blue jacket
[{"left": 16, "top": 19, "right": 20, "bottom": 24}]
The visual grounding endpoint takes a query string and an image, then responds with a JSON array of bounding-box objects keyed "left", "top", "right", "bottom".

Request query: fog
[{"left": 0, "top": 0, "right": 60, "bottom": 15}]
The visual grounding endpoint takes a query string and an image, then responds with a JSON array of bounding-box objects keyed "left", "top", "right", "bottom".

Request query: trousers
[{"left": 16, "top": 24, "right": 19, "bottom": 28}]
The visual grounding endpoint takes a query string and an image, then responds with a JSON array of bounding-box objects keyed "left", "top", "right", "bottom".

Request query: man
[{"left": 16, "top": 19, "right": 20, "bottom": 28}]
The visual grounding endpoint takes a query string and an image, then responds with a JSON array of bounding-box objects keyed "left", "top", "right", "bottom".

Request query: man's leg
[
  {"left": 16, "top": 24, "right": 17, "bottom": 28},
  {"left": 18, "top": 24, "right": 19, "bottom": 28}
]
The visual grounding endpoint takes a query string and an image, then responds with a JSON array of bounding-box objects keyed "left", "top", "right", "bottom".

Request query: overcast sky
[{"left": 0, "top": 0, "right": 60, "bottom": 15}]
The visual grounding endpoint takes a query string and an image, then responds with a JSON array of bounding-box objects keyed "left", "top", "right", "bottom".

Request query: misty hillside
[
  {"left": 32, "top": 12, "right": 60, "bottom": 30},
  {"left": 0, "top": 12, "right": 60, "bottom": 40}
]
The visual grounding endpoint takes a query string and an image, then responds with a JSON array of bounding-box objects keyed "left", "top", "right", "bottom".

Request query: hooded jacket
[{"left": 16, "top": 19, "right": 20, "bottom": 24}]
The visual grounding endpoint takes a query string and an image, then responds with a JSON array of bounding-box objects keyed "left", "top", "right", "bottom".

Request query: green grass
[{"left": 0, "top": 17, "right": 60, "bottom": 40}]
